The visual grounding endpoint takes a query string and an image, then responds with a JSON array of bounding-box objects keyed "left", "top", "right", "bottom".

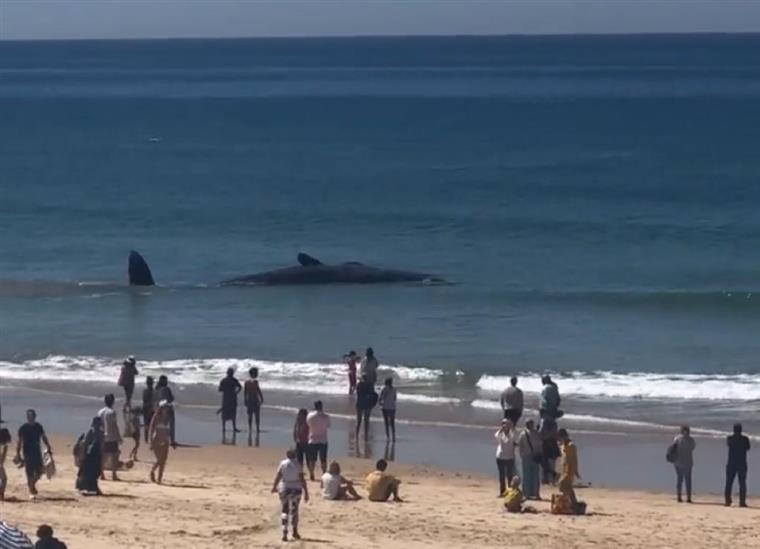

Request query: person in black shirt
[
  {"left": 355, "top": 375, "right": 377, "bottom": 440},
  {"left": 725, "top": 423, "right": 751, "bottom": 507},
  {"left": 35, "top": 524, "right": 67, "bottom": 549},
  {"left": 16, "top": 409, "right": 53, "bottom": 499},
  {"left": 218, "top": 368, "right": 242, "bottom": 436}
]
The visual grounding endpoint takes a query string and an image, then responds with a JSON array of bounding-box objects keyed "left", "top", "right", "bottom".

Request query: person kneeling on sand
[
  {"left": 555, "top": 428, "right": 586, "bottom": 515},
  {"left": 502, "top": 476, "right": 537, "bottom": 514},
  {"left": 366, "top": 459, "right": 403, "bottom": 502},
  {"left": 321, "top": 461, "right": 362, "bottom": 501},
  {"left": 35, "top": 524, "right": 67, "bottom": 549}
]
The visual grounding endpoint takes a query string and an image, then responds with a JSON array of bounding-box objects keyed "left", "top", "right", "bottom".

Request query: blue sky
[{"left": 2, "top": 0, "right": 760, "bottom": 40}]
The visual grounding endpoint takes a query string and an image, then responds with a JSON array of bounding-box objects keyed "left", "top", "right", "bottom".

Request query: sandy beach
[{"left": 0, "top": 433, "right": 757, "bottom": 548}]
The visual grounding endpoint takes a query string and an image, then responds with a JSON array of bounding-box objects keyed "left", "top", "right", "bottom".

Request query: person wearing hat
[
  {"left": 344, "top": 351, "right": 359, "bottom": 395},
  {"left": 118, "top": 356, "right": 139, "bottom": 406}
]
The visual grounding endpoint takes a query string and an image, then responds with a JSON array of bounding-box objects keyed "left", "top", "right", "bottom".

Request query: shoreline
[{"left": 1, "top": 384, "right": 758, "bottom": 494}]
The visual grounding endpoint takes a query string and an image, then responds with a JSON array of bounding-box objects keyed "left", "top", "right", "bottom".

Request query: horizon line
[{"left": 2, "top": 30, "right": 760, "bottom": 44}]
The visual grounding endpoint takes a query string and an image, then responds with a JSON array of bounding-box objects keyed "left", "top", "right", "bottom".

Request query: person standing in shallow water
[
  {"left": 344, "top": 351, "right": 359, "bottom": 395},
  {"left": 154, "top": 375, "right": 176, "bottom": 447},
  {"left": 379, "top": 377, "right": 397, "bottom": 441},
  {"left": 672, "top": 425, "right": 696, "bottom": 503},
  {"left": 500, "top": 376, "right": 524, "bottom": 424},
  {"left": 725, "top": 423, "right": 751, "bottom": 507},
  {"left": 118, "top": 356, "right": 138, "bottom": 406},
  {"left": 218, "top": 368, "right": 242, "bottom": 436},
  {"left": 355, "top": 375, "right": 377, "bottom": 440},
  {"left": 244, "top": 367, "right": 264, "bottom": 436},
  {"left": 360, "top": 347, "right": 379, "bottom": 387}
]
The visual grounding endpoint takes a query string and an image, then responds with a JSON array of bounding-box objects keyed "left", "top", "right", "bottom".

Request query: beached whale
[{"left": 127, "top": 251, "right": 443, "bottom": 286}]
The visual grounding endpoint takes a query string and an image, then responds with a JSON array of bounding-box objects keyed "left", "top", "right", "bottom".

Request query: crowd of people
[{"left": 0, "top": 352, "right": 754, "bottom": 544}]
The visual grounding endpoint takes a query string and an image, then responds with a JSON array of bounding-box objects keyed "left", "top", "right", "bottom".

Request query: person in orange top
[{"left": 557, "top": 428, "right": 581, "bottom": 509}]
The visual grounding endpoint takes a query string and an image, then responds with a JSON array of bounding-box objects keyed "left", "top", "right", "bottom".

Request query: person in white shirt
[
  {"left": 378, "top": 377, "right": 398, "bottom": 442},
  {"left": 271, "top": 449, "right": 309, "bottom": 542},
  {"left": 98, "top": 394, "right": 122, "bottom": 481},
  {"left": 494, "top": 418, "right": 518, "bottom": 496},
  {"left": 305, "top": 401, "right": 331, "bottom": 481},
  {"left": 320, "top": 461, "right": 361, "bottom": 501}
]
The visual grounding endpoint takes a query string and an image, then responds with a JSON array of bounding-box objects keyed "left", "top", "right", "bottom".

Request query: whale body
[{"left": 127, "top": 251, "right": 442, "bottom": 287}]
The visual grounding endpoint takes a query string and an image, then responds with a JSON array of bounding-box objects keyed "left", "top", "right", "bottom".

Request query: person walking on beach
[
  {"left": 98, "top": 394, "right": 122, "bottom": 481},
  {"left": 518, "top": 419, "right": 542, "bottom": 500},
  {"left": 495, "top": 418, "right": 518, "bottom": 496},
  {"left": 725, "top": 423, "right": 751, "bottom": 507},
  {"left": 670, "top": 425, "right": 696, "bottom": 503},
  {"left": 540, "top": 375, "right": 561, "bottom": 419},
  {"left": 355, "top": 375, "right": 378, "bottom": 439},
  {"left": 271, "top": 449, "right": 309, "bottom": 542},
  {"left": 293, "top": 409, "right": 310, "bottom": 466},
  {"left": 360, "top": 347, "right": 379, "bottom": 386},
  {"left": 148, "top": 401, "right": 172, "bottom": 484},
  {"left": 244, "top": 367, "right": 264, "bottom": 436},
  {"left": 218, "top": 368, "right": 242, "bottom": 436},
  {"left": 379, "top": 377, "right": 397, "bottom": 441},
  {"left": 118, "top": 356, "right": 138, "bottom": 405},
  {"left": 306, "top": 401, "right": 331, "bottom": 481},
  {"left": 75, "top": 416, "right": 103, "bottom": 495},
  {"left": 558, "top": 428, "right": 581, "bottom": 511},
  {"left": 16, "top": 409, "right": 53, "bottom": 499},
  {"left": 141, "top": 376, "right": 155, "bottom": 443},
  {"left": 501, "top": 376, "right": 524, "bottom": 424},
  {"left": 345, "top": 351, "right": 359, "bottom": 395},
  {"left": 154, "top": 375, "right": 176, "bottom": 447}
]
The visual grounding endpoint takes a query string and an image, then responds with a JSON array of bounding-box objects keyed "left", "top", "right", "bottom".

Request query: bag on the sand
[
  {"left": 666, "top": 442, "right": 678, "bottom": 463},
  {"left": 43, "top": 450, "right": 56, "bottom": 479},
  {"left": 551, "top": 494, "right": 573, "bottom": 515}
]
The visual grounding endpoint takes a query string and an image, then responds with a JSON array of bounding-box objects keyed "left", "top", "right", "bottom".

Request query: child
[
  {"left": 0, "top": 428, "right": 10, "bottom": 501},
  {"left": 503, "top": 476, "right": 526, "bottom": 513},
  {"left": 378, "top": 377, "right": 397, "bottom": 441},
  {"left": 128, "top": 406, "right": 141, "bottom": 461}
]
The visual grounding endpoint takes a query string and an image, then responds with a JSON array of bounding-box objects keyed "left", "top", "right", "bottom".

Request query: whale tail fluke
[{"left": 128, "top": 251, "right": 155, "bottom": 286}]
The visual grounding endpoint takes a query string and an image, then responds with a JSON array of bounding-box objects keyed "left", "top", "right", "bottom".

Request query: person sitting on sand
[
  {"left": 671, "top": 425, "right": 696, "bottom": 503},
  {"left": 35, "top": 524, "right": 67, "bottom": 549},
  {"left": 557, "top": 428, "right": 581, "bottom": 511},
  {"left": 503, "top": 475, "right": 525, "bottom": 513},
  {"left": 321, "top": 461, "right": 362, "bottom": 501},
  {"left": 366, "top": 459, "right": 403, "bottom": 502},
  {"left": 118, "top": 356, "right": 138, "bottom": 406},
  {"left": 271, "top": 449, "right": 309, "bottom": 542},
  {"left": 148, "top": 401, "right": 172, "bottom": 484},
  {"left": 244, "top": 367, "right": 264, "bottom": 436},
  {"left": 218, "top": 367, "right": 242, "bottom": 436},
  {"left": 98, "top": 394, "right": 122, "bottom": 481},
  {"left": 76, "top": 416, "right": 103, "bottom": 495},
  {"left": 16, "top": 409, "right": 54, "bottom": 499}
]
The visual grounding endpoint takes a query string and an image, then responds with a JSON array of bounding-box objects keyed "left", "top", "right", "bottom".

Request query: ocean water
[{"left": 2, "top": 35, "right": 760, "bottom": 433}]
